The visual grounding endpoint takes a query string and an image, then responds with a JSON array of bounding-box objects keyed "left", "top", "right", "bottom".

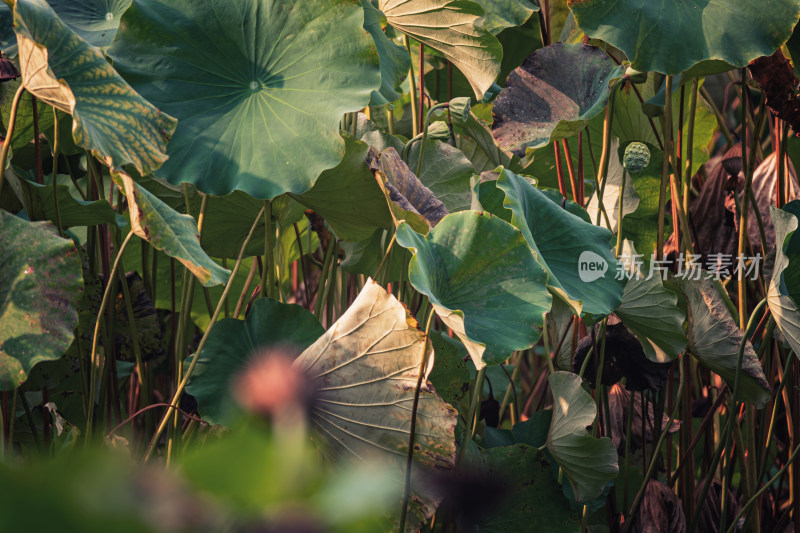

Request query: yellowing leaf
[{"left": 293, "top": 279, "right": 457, "bottom": 530}]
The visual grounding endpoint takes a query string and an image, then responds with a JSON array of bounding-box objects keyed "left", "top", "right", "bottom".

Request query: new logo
[{"left": 578, "top": 251, "right": 608, "bottom": 282}]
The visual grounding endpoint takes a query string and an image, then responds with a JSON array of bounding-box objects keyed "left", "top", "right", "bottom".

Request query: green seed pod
[
  {"left": 448, "top": 97, "right": 471, "bottom": 123},
  {"left": 623, "top": 142, "right": 651, "bottom": 173}
]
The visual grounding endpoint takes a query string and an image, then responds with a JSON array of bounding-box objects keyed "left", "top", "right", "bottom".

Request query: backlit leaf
[{"left": 14, "top": 0, "right": 176, "bottom": 174}]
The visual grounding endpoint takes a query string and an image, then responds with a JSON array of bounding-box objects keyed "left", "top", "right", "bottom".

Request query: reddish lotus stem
[
  {"left": 562, "top": 139, "right": 579, "bottom": 204},
  {"left": 553, "top": 142, "right": 568, "bottom": 198}
]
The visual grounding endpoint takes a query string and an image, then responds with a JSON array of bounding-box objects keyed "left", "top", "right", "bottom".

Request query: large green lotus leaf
[
  {"left": 4, "top": 168, "right": 123, "bottom": 228},
  {"left": 671, "top": 277, "right": 770, "bottom": 408},
  {"left": 395, "top": 211, "right": 551, "bottom": 369},
  {"left": 0, "top": 5, "right": 16, "bottom": 56},
  {"left": 490, "top": 169, "right": 625, "bottom": 316},
  {"left": 112, "top": 170, "right": 230, "bottom": 287},
  {"left": 47, "top": 0, "right": 131, "bottom": 48},
  {"left": 568, "top": 0, "right": 800, "bottom": 75},
  {"left": 362, "top": 0, "right": 411, "bottom": 106},
  {"left": 0, "top": 212, "right": 82, "bottom": 390},
  {"left": 615, "top": 275, "right": 686, "bottom": 363},
  {"left": 14, "top": 0, "right": 176, "bottom": 175},
  {"left": 781, "top": 201, "right": 800, "bottom": 307},
  {"left": 293, "top": 280, "right": 458, "bottom": 530},
  {"left": 473, "top": 0, "right": 537, "bottom": 34},
  {"left": 428, "top": 331, "right": 470, "bottom": 407},
  {"left": 379, "top": 0, "right": 502, "bottom": 99},
  {"left": 187, "top": 298, "right": 324, "bottom": 426},
  {"left": 768, "top": 203, "right": 800, "bottom": 356},
  {"left": 788, "top": 20, "right": 800, "bottom": 78},
  {"left": 293, "top": 136, "right": 393, "bottom": 242},
  {"left": 459, "top": 443, "right": 580, "bottom": 532},
  {"left": 492, "top": 43, "right": 624, "bottom": 155},
  {"left": 547, "top": 371, "right": 618, "bottom": 503},
  {"left": 407, "top": 138, "right": 474, "bottom": 212},
  {"left": 108, "top": 0, "right": 380, "bottom": 199}
]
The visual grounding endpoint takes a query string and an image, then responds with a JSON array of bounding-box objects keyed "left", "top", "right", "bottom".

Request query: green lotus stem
[
  {"left": 729, "top": 417, "right": 800, "bottom": 533},
  {"left": 498, "top": 358, "right": 522, "bottom": 422},
  {"left": 86, "top": 230, "right": 136, "bottom": 444},
  {"left": 541, "top": 320, "right": 555, "bottom": 375},
  {"left": 655, "top": 75, "right": 673, "bottom": 261},
  {"left": 719, "top": 297, "right": 767, "bottom": 532},
  {"left": 737, "top": 71, "right": 750, "bottom": 330},
  {"left": 261, "top": 200, "right": 275, "bottom": 299},
  {"left": 386, "top": 107, "right": 395, "bottom": 136},
  {"left": 0, "top": 394, "right": 4, "bottom": 457},
  {"left": 593, "top": 319, "right": 610, "bottom": 438},
  {"left": 622, "top": 386, "right": 635, "bottom": 510},
  {"left": 777, "top": 120, "right": 789, "bottom": 207},
  {"left": 594, "top": 85, "right": 616, "bottom": 227},
  {"left": 233, "top": 259, "right": 258, "bottom": 319},
  {"left": 117, "top": 262, "right": 148, "bottom": 397},
  {"left": 683, "top": 79, "right": 699, "bottom": 215},
  {"left": 403, "top": 35, "right": 418, "bottom": 136},
  {"left": 373, "top": 231, "right": 397, "bottom": 281},
  {"left": 398, "top": 310, "right": 436, "bottom": 533},
  {"left": 144, "top": 206, "right": 266, "bottom": 462},
  {"left": 50, "top": 109, "right": 64, "bottom": 236},
  {"left": 168, "top": 190, "right": 208, "bottom": 464},
  {"left": 688, "top": 413, "right": 731, "bottom": 532},
  {"left": 456, "top": 365, "right": 486, "bottom": 465},
  {"left": 615, "top": 169, "right": 627, "bottom": 257},
  {"left": 314, "top": 238, "right": 336, "bottom": 321},
  {"left": 756, "top": 320, "right": 780, "bottom": 482},
  {"left": 622, "top": 361, "right": 684, "bottom": 533},
  {"left": 324, "top": 243, "right": 339, "bottom": 327},
  {"left": 0, "top": 84, "right": 25, "bottom": 198},
  {"left": 699, "top": 85, "right": 735, "bottom": 148},
  {"left": 414, "top": 102, "right": 450, "bottom": 176},
  {"left": 401, "top": 132, "right": 423, "bottom": 163}
]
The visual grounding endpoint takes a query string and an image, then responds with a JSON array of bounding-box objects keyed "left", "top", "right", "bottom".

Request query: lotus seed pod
[
  {"left": 623, "top": 142, "right": 651, "bottom": 172},
  {"left": 448, "top": 97, "right": 471, "bottom": 122}
]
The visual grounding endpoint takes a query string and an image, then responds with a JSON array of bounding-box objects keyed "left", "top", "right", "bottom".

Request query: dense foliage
[{"left": 2, "top": 0, "right": 800, "bottom": 531}]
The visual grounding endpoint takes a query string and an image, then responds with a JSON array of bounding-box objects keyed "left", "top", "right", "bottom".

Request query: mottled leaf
[
  {"left": 14, "top": 0, "right": 176, "bottom": 174},
  {"left": 492, "top": 43, "right": 624, "bottom": 155},
  {"left": 0, "top": 211, "right": 82, "bottom": 390}
]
